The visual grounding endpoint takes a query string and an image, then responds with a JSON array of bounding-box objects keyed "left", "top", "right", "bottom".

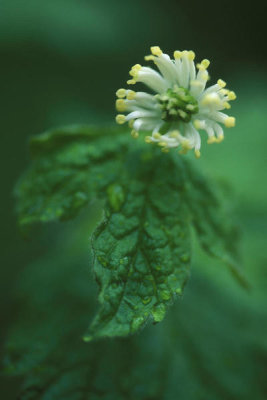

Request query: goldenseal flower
[{"left": 115, "top": 46, "right": 236, "bottom": 157}]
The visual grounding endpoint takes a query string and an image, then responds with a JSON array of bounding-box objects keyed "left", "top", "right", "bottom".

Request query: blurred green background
[{"left": 1, "top": 0, "right": 266, "bottom": 398}]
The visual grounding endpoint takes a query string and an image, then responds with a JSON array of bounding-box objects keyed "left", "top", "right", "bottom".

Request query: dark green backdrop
[{"left": 1, "top": 1, "right": 266, "bottom": 398}]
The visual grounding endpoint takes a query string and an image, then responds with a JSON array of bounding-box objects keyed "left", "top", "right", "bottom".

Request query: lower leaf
[{"left": 86, "top": 150, "right": 191, "bottom": 340}]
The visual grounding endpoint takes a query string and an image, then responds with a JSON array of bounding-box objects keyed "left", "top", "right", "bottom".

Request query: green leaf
[
  {"left": 15, "top": 125, "right": 128, "bottom": 230},
  {"left": 4, "top": 218, "right": 267, "bottom": 399},
  {"left": 86, "top": 152, "right": 191, "bottom": 340},
  {"left": 183, "top": 160, "right": 249, "bottom": 289},
  {"left": 14, "top": 125, "right": 248, "bottom": 339}
]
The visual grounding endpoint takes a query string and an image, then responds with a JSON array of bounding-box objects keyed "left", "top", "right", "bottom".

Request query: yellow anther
[
  {"left": 133, "top": 63, "right": 141, "bottom": 70},
  {"left": 116, "top": 99, "right": 126, "bottom": 112},
  {"left": 128, "top": 120, "right": 134, "bottom": 128},
  {"left": 127, "top": 79, "right": 136, "bottom": 85},
  {"left": 174, "top": 50, "right": 182, "bottom": 59},
  {"left": 197, "top": 63, "right": 209, "bottom": 71},
  {"left": 145, "top": 136, "right": 153, "bottom": 143},
  {"left": 194, "top": 149, "right": 201, "bottom": 158},
  {"left": 115, "top": 114, "right": 126, "bottom": 125},
  {"left": 216, "top": 135, "right": 224, "bottom": 143},
  {"left": 131, "top": 130, "right": 139, "bottom": 138},
  {"left": 151, "top": 46, "right": 162, "bottom": 56},
  {"left": 169, "top": 130, "right": 180, "bottom": 138},
  {"left": 217, "top": 79, "right": 226, "bottom": 88},
  {"left": 188, "top": 51, "right": 195, "bottom": 61},
  {"left": 153, "top": 132, "right": 162, "bottom": 139},
  {"left": 127, "top": 90, "right": 136, "bottom": 100},
  {"left": 116, "top": 88, "right": 126, "bottom": 98},
  {"left": 228, "top": 91, "right": 237, "bottom": 100},
  {"left": 207, "top": 136, "right": 217, "bottom": 144},
  {"left": 158, "top": 141, "right": 167, "bottom": 147},
  {"left": 145, "top": 55, "right": 155, "bottom": 61},
  {"left": 161, "top": 147, "right": 170, "bottom": 153},
  {"left": 201, "top": 59, "right": 210, "bottom": 69},
  {"left": 223, "top": 101, "right": 231, "bottom": 109},
  {"left": 224, "top": 116, "right": 236, "bottom": 128},
  {"left": 129, "top": 64, "right": 141, "bottom": 77}
]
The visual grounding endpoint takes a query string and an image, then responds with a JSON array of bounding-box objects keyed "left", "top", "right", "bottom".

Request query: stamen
[
  {"left": 158, "top": 142, "right": 168, "bottom": 147},
  {"left": 169, "top": 130, "right": 180, "bottom": 138},
  {"left": 153, "top": 132, "right": 162, "bottom": 139},
  {"left": 116, "top": 114, "right": 126, "bottom": 124},
  {"left": 131, "top": 130, "right": 139, "bottom": 138},
  {"left": 194, "top": 149, "right": 201, "bottom": 158},
  {"left": 129, "top": 64, "right": 142, "bottom": 78},
  {"left": 179, "top": 137, "right": 191, "bottom": 154},
  {"left": 201, "top": 59, "right": 210, "bottom": 69},
  {"left": 151, "top": 46, "right": 163, "bottom": 56},
  {"left": 188, "top": 51, "right": 195, "bottom": 61},
  {"left": 145, "top": 55, "right": 155, "bottom": 61},
  {"left": 224, "top": 116, "right": 235, "bottom": 127},
  {"left": 228, "top": 91, "right": 237, "bottom": 100},
  {"left": 116, "top": 99, "right": 127, "bottom": 112},
  {"left": 116, "top": 88, "right": 126, "bottom": 98},
  {"left": 207, "top": 137, "right": 217, "bottom": 144},
  {"left": 115, "top": 46, "right": 236, "bottom": 157},
  {"left": 223, "top": 102, "right": 231, "bottom": 109},
  {"left": 127, "top": 90, "right": 136, "bottom": 100},
  {"left": 217, "top": 79, "right": 226, "bottom": 88},
  {"left": 215, "top": 135, "right": 224, "bottom": 143},
  {"left": 174, "top": 50, "right": 182, "bottom": 59}
]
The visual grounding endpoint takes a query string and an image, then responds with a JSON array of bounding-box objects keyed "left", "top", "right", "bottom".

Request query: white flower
[{"left": 115, "top": 46, "right": 236, "bottom": 157}]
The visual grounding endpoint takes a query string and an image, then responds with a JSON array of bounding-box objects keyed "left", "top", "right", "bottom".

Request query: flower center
[{"left": 156, "top": 86, "right": 199, "bottom": 123}]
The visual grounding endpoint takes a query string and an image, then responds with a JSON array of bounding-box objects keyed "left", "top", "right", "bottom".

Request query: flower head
[{"left": 115, "top": 46, "right": 236, "bottom": 157}]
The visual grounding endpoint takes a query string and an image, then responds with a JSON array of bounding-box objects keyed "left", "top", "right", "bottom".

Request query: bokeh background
[{"left": 1, "top": 0, "right": 266, "bottom": 398}]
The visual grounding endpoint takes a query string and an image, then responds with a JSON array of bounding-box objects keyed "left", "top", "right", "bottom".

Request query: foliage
[
  {"left": 13, "top": 125, "right": 246, "bottom": 340},
  {"left": 4, "top": 214, "right": 267, "bottom": 399},
  {"left": 5, "top": 124, "right": 266, "bottom": 398}
]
